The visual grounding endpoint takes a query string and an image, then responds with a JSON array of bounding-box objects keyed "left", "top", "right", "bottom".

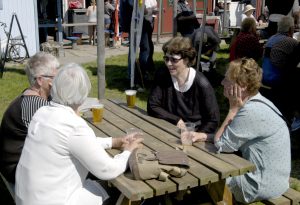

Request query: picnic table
[{"left": 83, "top": 99, "right": 256, "bottom": 205}]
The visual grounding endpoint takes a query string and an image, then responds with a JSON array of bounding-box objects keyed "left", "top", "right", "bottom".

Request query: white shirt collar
[{"left": 172, "top": 67, "right": 196, "bottom": 92}]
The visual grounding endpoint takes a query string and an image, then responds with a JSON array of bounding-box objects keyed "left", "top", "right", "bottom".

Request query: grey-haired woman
[
  {"left": 0, "top": 52, "right": 59, "bottom": 184},
  {"left": 15, "top": 63, "right": 143, "bottom": 205}
]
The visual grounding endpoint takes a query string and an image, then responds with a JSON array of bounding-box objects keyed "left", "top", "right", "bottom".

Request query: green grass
[{"left": 0, "top": 46, "right": 299, "bottom": 205}]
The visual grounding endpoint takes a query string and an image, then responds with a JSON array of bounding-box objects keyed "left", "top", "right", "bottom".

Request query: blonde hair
[{"left": 227, "top": 58, "right": 262, "bottom": 95}]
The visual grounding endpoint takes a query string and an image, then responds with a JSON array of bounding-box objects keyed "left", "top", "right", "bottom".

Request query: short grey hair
[
  {"left": 277, "top": 16, "right": 294, "bottom": 33},
  {"left": 51, "top": 63, "right": 91, "bottom": 109},
  {"left": 25, "top": 52, "right": 60, "bottom": 86}
]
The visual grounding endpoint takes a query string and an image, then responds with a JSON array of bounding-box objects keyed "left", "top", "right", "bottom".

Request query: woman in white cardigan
[{"left": 15, "top": 63, "right": 143, "bottom": 205}]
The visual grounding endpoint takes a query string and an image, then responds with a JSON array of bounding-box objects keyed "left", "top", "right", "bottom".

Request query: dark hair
[{"left": 162, "top": 37, "right": 197, "bottom": 66}]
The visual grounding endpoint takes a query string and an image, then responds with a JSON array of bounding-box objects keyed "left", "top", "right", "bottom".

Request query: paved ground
[{"left": 57, "top": 36, "right": 171, "bottom": 65}]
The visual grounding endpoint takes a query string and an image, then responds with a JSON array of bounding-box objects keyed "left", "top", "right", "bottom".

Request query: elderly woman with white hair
[
  {"left": 0, "top": 52, "right": 59, "bottom": 184},
  {"left": 15, "top": 63, "right": 143, "bottom": 205}
]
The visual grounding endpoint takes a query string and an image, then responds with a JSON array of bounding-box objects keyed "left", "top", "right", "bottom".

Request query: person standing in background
[
  {"left": 241, "top": 4, "right": 258, "bottom": 25},
  {"left": 104, "top": 0, "right": 115, "bottom": 30},
  {"left": 137, "top": 0, "right": 158, "bottom": 85},
  {"left": 176, "top": 0, "right": 200, "bottom": 38},
  {"left": 266, "top": 0, "right": 299, "bottom": 37},
  {"left": 86, "top": 0, "right": 97, "bottom": 45}
]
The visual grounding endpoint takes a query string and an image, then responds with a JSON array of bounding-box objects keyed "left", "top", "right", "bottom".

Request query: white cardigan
[{"left": 15, "top": 102, "right": 131, "bottom": 205}]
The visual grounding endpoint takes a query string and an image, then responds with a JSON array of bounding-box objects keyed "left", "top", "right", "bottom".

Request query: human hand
[
  {"left": 191, "top": 132, "right": 208, "bottom": 142},
  {"left": 112, "top": 131, "right": 143, "bottom": 149},
  {"left": 123, "top": 131, "right": 143, "bottom": 143},
  {"left": 227, "top": 83, "right": 245, "bottom": 111},
  {"left": 177, "top": 119, "right": 186, "bottom": 130},
  {"left": 123, "top": 137, "right": 144, "bottom": 152}
]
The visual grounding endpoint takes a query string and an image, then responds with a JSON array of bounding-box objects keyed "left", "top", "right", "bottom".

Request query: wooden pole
[
  {"left": 196, "top": 0, "right": 207, "bottom": 71},
  {"left": 193, "top": 0, "right": 197, "bottom": 14},
  {"left": 156, "top": 0, "right": 162, "bottom": 44},
  {"left": 97, "top": 0, "right": 106, "bottom": 99},
  {"left": 173, "top": 0, "right": 177, "bottom": 36}
]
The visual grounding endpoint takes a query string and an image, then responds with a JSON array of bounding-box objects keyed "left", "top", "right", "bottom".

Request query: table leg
[
  {"left": 205, "top": 179, "right": 233, "bottom": 205},
  {"left": 116, "top": 194, "right": 141, "bottom": 205}
]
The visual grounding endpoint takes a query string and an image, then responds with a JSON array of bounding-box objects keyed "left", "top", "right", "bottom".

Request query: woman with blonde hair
[{"left": 214, "top": 58, "right": 290, "bottom": 203}]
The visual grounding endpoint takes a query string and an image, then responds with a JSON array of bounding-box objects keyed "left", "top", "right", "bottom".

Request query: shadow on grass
[
  {"left": 85, "top": 56, "right": 165, "bottom": 103},
  {"left": 1, "top": 67, "right": 26, "bottom": 76}
]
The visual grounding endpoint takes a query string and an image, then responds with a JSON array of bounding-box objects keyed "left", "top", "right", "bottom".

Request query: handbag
[{"left": 128, "top": 148, "right": 190, "bottom": 181}]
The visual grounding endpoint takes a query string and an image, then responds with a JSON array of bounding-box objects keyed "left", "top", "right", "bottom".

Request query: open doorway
[{"left": 37, "top": 0, "right": 63, "bottom": 45}]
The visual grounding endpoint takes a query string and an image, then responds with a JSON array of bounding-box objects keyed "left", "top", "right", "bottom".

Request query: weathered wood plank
[
  {"left": 103, "top": 99, "right": 239, "bottom": 179},
  {"left": 100, "top": 107, "right": 219, "bottom": 185},
  {"left": 94, "top": 109, "right": 199, "bottom": 192},
  {"left": 62, "top": 22, "right": 97, "bottom": 27},
  {"left": 85, "top": 119, "right": 153, "bottom": 201},
  {"left": 145, "top": 179, "right": 177, "bottom": 196},
  {"left": 194, "top": 142, "right": 256, "bottom": 174},
  {"left": 263, "top": 196, "right": 291, "bottom": 205},
  {"left": 111, "top": 175, "right": 154, "bottom": 201},
  {"left": 109, "top": 99, "right": 256, "bottom": 175},
  {"left": 282, "top": 188, "right": 300, "bottom": 205},
  {"left": 87, "top": 111, "right": 181, "bottom": 199}
]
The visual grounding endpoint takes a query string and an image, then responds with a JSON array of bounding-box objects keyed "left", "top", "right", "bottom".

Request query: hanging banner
[{"left": 129, "top": 0, "right": 145, "bottom": 88}]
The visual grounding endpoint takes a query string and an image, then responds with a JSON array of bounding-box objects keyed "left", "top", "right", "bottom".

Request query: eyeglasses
[
  {"left": 41, "top": 75, "right": 55, "bottom": 79},
  {"left": 163, "top": 55, "right": 182, "bottom": 64},
  {"left": 35, "top": 75, "right": 55, "bottom": 80}
]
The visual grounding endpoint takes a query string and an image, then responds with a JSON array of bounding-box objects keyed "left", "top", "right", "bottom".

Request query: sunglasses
[{"left": 163, "top": 55, "right": 182, "bottom": 64}]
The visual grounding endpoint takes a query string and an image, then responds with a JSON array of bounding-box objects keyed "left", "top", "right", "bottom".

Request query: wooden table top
[{"left": 83, "top": 99, "right": 256, "bottom": 204}]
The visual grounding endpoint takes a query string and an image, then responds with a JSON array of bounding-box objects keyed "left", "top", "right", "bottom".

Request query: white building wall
[{"left": 0, "top": 0, "right": 38, "bottom": 57}]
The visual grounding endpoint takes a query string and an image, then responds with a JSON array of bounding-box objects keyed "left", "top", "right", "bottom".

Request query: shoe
[{"left": 291, "top": 117, "right": 300, "bottom": 132}]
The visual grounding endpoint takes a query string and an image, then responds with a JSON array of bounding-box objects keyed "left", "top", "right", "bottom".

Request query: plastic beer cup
[
  {"left": 91, "top": 103, "right": 104, "bottom": 123},
  {"left": 125, "top": 90, "right": 137, "bottom": 108},
  {"left": 180, "top": 122, "right": 195, "bottom": 146}
]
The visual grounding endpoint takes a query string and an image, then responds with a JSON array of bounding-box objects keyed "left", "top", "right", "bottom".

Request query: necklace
[
  {"left": 24, "top": 87, "right": 41, "bottom": 96},
  {"left": 178, "top": 67, "right": 190, "bottom": 92}
]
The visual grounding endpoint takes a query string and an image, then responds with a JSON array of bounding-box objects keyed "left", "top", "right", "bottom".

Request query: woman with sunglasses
[{"left": 147, "top": 36, "right": 220, "bottom": 142}]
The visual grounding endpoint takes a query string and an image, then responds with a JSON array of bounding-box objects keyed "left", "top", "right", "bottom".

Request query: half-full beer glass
[{"left": 91, "top": 103, "right": 104, "bottom": 123}]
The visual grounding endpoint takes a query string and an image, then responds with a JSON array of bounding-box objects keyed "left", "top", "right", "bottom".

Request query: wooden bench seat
[{"left": 262, "top": 188, "right": 300, "bottom": 205}]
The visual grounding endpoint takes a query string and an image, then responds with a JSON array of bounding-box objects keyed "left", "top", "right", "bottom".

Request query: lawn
[{"left": 0, "top": 46, "right": 299, "bottom": 204}]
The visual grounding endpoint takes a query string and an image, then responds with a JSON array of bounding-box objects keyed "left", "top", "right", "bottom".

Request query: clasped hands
[
  {"left": 177, "top": 119, "right": 208, "bottom": 142},
  {"left": 112, "top": 134, "right": 144, "bottom": 152}
]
